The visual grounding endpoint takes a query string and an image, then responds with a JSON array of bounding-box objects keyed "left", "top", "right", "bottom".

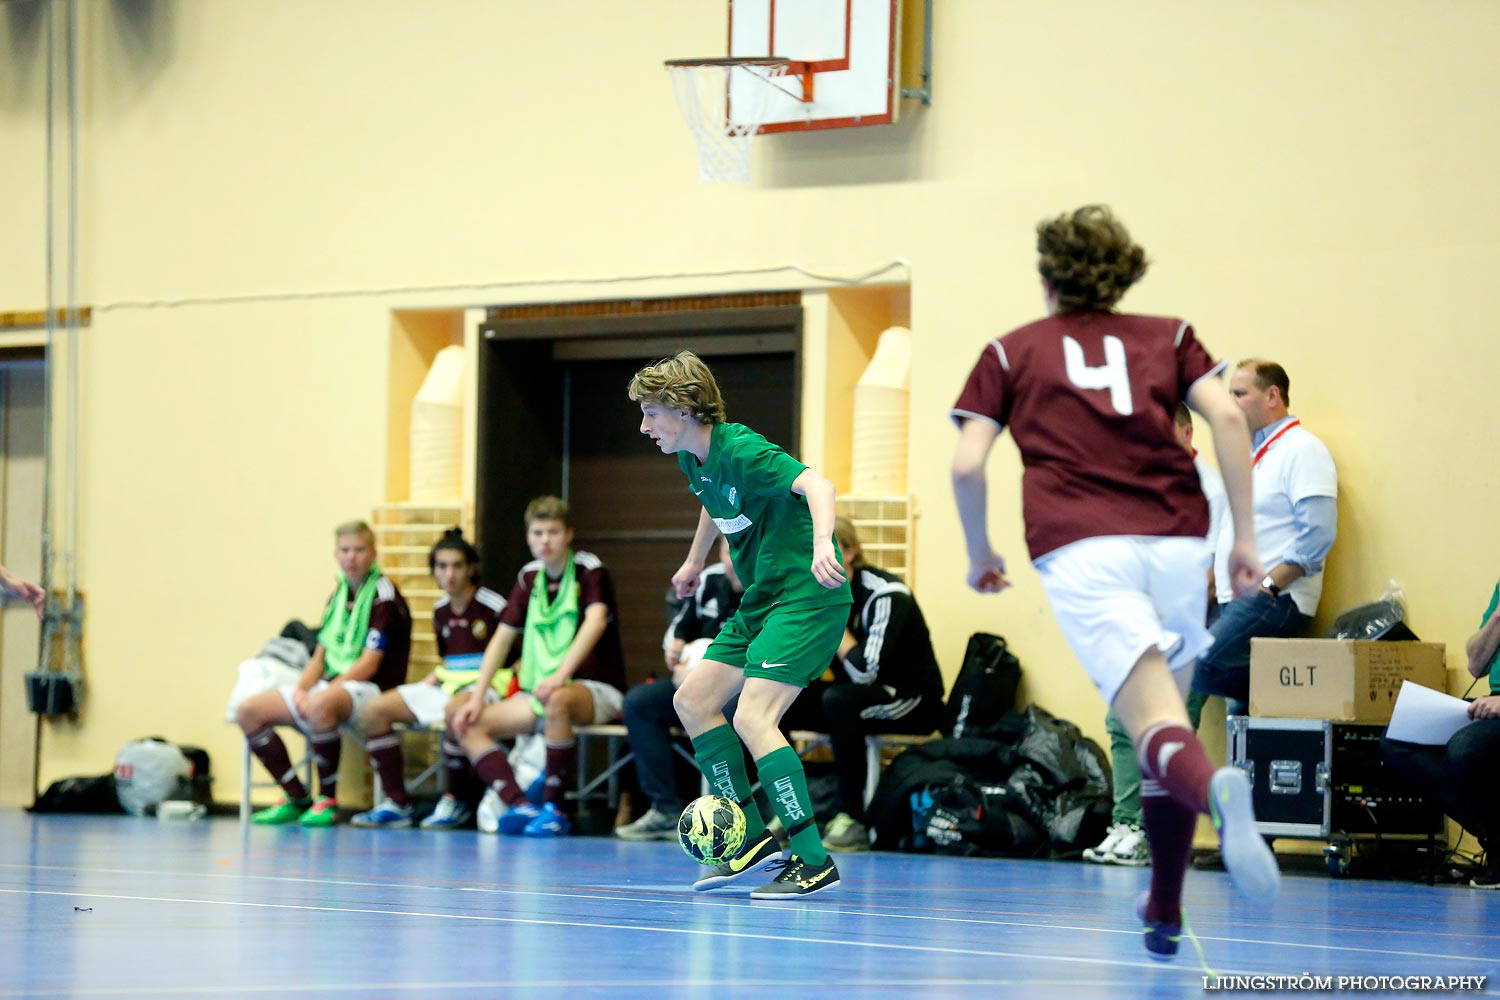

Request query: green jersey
[
  {"left": 678, "top": 422, "right": 851, "bottom": 614},
  {"left": 1483, "top": 582, "right": 1500, "bottom": 694}
]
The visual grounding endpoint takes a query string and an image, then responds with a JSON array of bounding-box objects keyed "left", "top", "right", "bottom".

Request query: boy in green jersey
[{"left": 630, "top": 351, "right": 852, "bottom": 899}]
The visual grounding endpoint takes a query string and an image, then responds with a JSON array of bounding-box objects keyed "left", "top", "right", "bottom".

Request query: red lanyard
[{"left": 1253, "top": 420, "right": 1300, "bottom": 466}]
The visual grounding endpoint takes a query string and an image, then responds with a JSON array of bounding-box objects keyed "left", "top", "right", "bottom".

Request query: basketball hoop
[{"left": 664, "top": 57, "right": 802, "bottom": 184}]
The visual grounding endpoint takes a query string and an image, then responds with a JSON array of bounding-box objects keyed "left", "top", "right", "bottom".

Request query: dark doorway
[{"left": 476, "top": 298, "right": 802, "bottom": 688}]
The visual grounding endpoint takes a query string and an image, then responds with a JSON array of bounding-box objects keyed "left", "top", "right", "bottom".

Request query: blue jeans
[
  {"left": 1190, "top": 592, "right": 1310, "bottom": 714},
  {"left": 620, "top": 678, "right": 830, "bottom": 814},
  {"left": 622, "top": 680, "right": 739, "bottom": 814},
  {"left": 1383, "top": 721, "right": 1500, "bottom": 849}
]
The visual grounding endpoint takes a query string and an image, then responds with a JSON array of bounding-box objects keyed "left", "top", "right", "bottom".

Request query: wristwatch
[{"left": 1260, "top": 575, "right": 1281, "bottom": 597}]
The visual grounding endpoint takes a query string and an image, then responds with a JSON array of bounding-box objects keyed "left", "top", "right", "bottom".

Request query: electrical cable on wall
[{"left": 91, "top": 260, "right": 912, "bottom": 315}]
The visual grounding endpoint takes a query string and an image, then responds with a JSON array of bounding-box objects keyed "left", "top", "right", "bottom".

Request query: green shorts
[{"left": 705, "top": 599, "right": 849, "bottom": 688}]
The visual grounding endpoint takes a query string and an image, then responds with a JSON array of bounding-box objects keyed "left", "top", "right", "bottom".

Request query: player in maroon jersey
[
  {"left": 450, "top": 496, "right": 628, "bottom": 837},
  {"left": 950, "top": 206, "right": 1279, "bottom": 960},
  {"left": 237, "top": 520, "right": 411, "bottom": 827},
  {"left": 351, "top": 529, "right": 510, "bottom": 829}
]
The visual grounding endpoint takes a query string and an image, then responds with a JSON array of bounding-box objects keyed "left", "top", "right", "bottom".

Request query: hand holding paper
[{"left": 1386, "top": 680, "right": 1475, "bottom": 746}]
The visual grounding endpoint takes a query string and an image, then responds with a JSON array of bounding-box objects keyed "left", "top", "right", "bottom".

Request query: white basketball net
[{"left": 667, "top": 60, "right": 790, "bottom": 184}]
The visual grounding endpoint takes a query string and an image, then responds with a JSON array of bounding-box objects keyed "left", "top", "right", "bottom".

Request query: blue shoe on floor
[
  {"left": 523, "top": 802, "right": 570, "bottom": 837},
  {"left": 1135, "top": 891, "right": 1180, "bottom": 961},
  {"left": 349, "top": 798, "right": 413, "bottom": 829},
  {"left": 418, "top": 795, "right": 473, "bottom": 831},
  {"left": 1209, "top": 766, "right": 1281, "bottom": 904},
  {"left": 525, "top": 774, "right": 546, "bottom": 804},
  {"left": 496, "top": 802, "right": 541, "bottom": 836}
]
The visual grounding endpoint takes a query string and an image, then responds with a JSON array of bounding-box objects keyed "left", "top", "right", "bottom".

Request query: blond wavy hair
[{"left": 627, "top": 351, "right": 727, "bottom": 425}]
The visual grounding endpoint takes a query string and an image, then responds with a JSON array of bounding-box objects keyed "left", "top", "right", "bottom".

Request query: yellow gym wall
[{"left": 1, "top": 1, "right": 1498, "bottom": 806}]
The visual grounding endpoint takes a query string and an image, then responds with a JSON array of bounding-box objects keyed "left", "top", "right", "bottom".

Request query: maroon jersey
[
  {"left": 322, "top": 575, "right": 411, "bottom": 691},
  {"left": 499, "top": 551, "right": 627, "bottom": 692},
  {"left": 433, "top": 586, "right": 507, "bottom": 661},
  {"left": 951, "top": 311, "right": 1223, "bottom": 560}
]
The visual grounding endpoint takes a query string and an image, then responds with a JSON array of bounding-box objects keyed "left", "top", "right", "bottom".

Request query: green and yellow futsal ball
[{"left": 677, "top": 794, "right": 747, "bottom": 865}]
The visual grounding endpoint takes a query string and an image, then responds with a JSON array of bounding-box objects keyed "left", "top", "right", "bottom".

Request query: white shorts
[
  {"left": 575, "top": 679, "right": 625, "bottom": 724},
  {"left": 1035, "top": 535, "right": 1214, "bottom": 707},
  {"left": 500, "top": 680, "right": 624, "bottom": 723},
  {"left": 278, "top": 679, "right": 382, "bottom": 734},
  {"left": 396, "top": 681, "right": 499, "bottom": 727}
]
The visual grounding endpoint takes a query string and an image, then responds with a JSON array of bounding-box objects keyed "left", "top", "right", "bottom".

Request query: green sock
[
  {"left": 756, "top": 746, "right": 827, "bottom": 865},
  {"left": 691, "top": 724, "right": 767, "bottom": 840}
]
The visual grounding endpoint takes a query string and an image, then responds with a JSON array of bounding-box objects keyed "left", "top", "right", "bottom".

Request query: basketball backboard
[{"left": 728, "top": 0, "right": 900, "bottom": 133}]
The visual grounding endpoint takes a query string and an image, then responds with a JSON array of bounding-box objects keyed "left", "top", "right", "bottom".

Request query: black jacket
[
  {"left": 837, "top": 566, "right": 945, "bottom": 701},
  {"left": 664, "top": 563, "right": 743, "bottom": 646}
]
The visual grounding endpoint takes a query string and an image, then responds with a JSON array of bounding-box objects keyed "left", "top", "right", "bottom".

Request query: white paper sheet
[{"left": 1385, "top": 680, "right": 1475, "bottom": 746}]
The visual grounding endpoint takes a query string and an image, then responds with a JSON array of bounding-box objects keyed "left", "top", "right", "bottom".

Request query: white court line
[
  {"left": 2, "top": 862, "right": 1493, "bottom": 965},
  {"left": 0, "top": 887, "right": 1208, "bottom": 977},
  {"left": 0, "top": 978, "right": 1101, "bottom": 999}
]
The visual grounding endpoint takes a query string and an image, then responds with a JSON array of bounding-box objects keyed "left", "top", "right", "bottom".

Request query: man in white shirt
[{"left": 1191, "top": 360, "right": 1338, "bottom": 720}]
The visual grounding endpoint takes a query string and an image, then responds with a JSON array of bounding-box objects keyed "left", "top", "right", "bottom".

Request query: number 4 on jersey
[{"left": 1062, "top": 335, "right": 1134, "bottom": 416}]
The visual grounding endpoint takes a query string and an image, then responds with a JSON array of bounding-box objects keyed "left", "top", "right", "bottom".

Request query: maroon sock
[
  {"left": 471, "top": 747, "right": 527, "bottom": 807},
  {"left": 1137, "top": 722, "right": 1214, "bottom": 814},
  {"left": 442, "top": 736, "right": 478, "bottom": 802},
  {"left": 247, "top": 728, "right": 308, "bottom": 801},
  {"left": 543, "top": 740, "right": 576, "bottom": 809},
  {"left": 309, "top": 728, "right": 342, "bottom": 801},
  {"left": 366, "top": 733, "right": 407, "bottom": 807},
  {"left": 1140, "top": 790, "right": 1197, "bottom": 925}
]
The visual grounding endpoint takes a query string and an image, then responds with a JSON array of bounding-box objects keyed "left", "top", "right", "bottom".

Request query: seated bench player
[
  {"left": 237, "top": 519, "right": 411, "bottom": 826},
  {"left": 351, "top": 529, "right": 509, "bottom": 829},
  {"left": 819, "top": 516, "right": 947, "bottom": 852},
  {"left": 449, "top": 496, "right": 628, "bottom": 837}
]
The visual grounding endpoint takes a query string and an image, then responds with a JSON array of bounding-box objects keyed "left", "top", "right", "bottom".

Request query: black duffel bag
[{"left": 943, "top": 633, "right": 1022, "bottom": 739}]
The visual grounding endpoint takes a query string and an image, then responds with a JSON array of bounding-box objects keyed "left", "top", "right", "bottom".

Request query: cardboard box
[{"left": 1249, "top": 639, "right": 1447, "bottom": 723}]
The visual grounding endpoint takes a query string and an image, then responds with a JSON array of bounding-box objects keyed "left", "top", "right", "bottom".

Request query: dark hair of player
[
  {"left": 1036, "top": 205, "right": 1149, "bottom": 313},
  {"left": 428, "top": 528, "right": 482, "bottom": 586}
]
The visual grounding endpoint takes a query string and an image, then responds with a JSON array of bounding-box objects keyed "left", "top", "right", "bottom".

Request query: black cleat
[
  {"left": 692, "top": 832, "right": 786, "bottom": 891},
  {"left": 748, "top": 853, "right": 841, "bottom": 900}
]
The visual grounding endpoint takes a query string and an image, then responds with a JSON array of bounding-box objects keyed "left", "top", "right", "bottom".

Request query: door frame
[{"left": 475, "top": 298, "right": 803, "bottom": 578}]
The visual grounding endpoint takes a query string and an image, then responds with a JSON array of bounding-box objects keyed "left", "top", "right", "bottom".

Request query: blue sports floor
[{"left": 1, "top": 812, "right": 1495, "bottom": 999}]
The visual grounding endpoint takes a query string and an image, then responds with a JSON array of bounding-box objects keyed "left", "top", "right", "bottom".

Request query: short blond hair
[
  {"left": 334, "top": 520, "right": 374, "bottom": 544},
  {"left": 523, "top": 495, "right": 571, "bottom": 528},
  {"left": 627, "top": 351, "right": 727, "bottom": 425}
]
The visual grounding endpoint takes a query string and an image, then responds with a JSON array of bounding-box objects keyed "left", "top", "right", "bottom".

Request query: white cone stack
[
  {"left": 410, "top": 345, "right": 466, "bottom": 501},
  {"left": 851, "top": 327, "right": 911, "bottom": 495}
]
